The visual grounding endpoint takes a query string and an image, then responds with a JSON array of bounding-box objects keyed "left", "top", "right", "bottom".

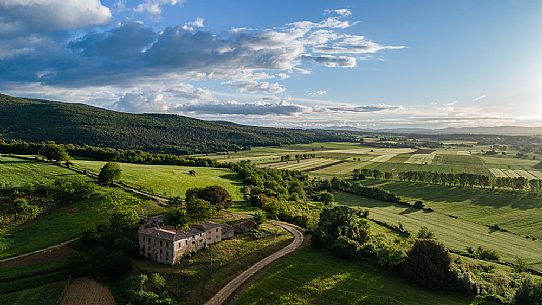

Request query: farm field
[
  {"left": 227, "top": 142, "right": 542, "bottom": 179},
  {"left": 334, "top": 191, "right": 542, "bottom": 272},
  {"left": 0, "top": 157, "right": 162, "bottom": 259},
  {"left": 60, "top": 277, "right": 116, "bottom": 305},
  {"left": 0, "top": 186, "right": 160, "bottom": 259},
  {"left": 0, "top": 259, "right": 70, "bottom": 305},
  {"left": 235, "top": 247, "right": 473, "bottom": 305},
  {"left": 356, "top": 179, "right": 542, "bottom": 239},
  {"left": 0, "top": 281, "right": 66, "bottom": 305},
  {"left": 71, "top": 160, "right": 245, "bottom": 202},
  {"left": 0, "top": 156, "right": 81, "bottom": 187}
]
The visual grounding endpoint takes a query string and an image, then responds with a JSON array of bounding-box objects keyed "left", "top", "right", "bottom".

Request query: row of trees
[
  {"left": 0, "top": 141, "right": 220, "bottom": 167},
  {"left": 353, "top": 168, "right": 542, "bottom": 191},
  {"left": 279, "top": 154, "right": 316, "bottom": 162}
]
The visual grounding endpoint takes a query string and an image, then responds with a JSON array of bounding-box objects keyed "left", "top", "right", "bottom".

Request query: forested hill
[{"left": 0, "top": 93, "right": 353, "bottom": 154}]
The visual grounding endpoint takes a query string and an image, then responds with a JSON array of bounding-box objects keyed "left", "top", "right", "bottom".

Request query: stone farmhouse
[{"left": 138, "top": 221, "right": 235, "bottom": 265}]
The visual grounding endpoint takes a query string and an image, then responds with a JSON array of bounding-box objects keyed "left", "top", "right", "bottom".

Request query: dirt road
[{"left": 204, "top": 222, "right": 304, "bottom": 305}]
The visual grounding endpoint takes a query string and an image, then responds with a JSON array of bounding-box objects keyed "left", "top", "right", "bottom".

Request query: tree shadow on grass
[{"left": 381, "top": 181, "right": 542, "bottom": 210}]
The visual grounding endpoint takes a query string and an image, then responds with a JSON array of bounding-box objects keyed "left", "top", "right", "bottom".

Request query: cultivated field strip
[
  {"left": 489, "top": 168, "right": 508, "bottom": 178},
  {"left": 515, "top": 170, "right": 538, "bottom": 180},
  {"left": 529, "top": 171, "right": 542, "bottom": 179},
  {"left": 489, "top": 168, "right": 542, "bottom": 180},
  {"left": 59, "top": 278, "right": 116, "bottom": 305},
  {"left": 273, "top": 158, "right": 333, "bottom": 170},
  {"left": 311, "top": 161, "right": 373, "bottom": 175},
  {"left": 503, "top": 170, "right": 520, "bottom": 178},
  {"left": 370, "top": 154, "right": 399, "bottom": 163},
  {"left": 404, "top": 153, "right": 436, "bottom": 165},
  {"left": 305, "top": 160, "right": 346, "bottom": 172}
]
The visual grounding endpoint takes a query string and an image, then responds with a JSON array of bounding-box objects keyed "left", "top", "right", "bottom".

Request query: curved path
[{"left": 204, "top": 222, "right": 304, "bottom": 305}]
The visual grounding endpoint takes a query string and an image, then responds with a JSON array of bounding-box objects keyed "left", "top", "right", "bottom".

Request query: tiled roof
[{"left": 193, "top": 221, "right": 222, "bottom": 230}]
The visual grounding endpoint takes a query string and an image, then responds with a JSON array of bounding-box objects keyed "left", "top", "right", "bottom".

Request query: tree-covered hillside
[{"left": 0, "top": 93, "right": 353, "bottom": 154}]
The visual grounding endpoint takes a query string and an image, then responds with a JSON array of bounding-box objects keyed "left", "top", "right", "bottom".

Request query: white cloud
[
  {"left": 0, "top": 0, "right": 112, "bottom": 33},
  {"left": 307, "top": 90, "right": 327, "bottom": 96},
  {"left": 113, "top": 92, "right": 169, "bottom": 113},
  {"left": 325, "top": 9, "right": 352, "bottom": 17},
  {"left": 134, "top": 0, "right": 183, "bottom": 18},
  {"left": 472, "top": 94, "right": 486, "bottom": 102}
]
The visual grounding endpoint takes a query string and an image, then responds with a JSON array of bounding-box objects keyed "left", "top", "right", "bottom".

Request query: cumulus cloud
[
  {"left": 0, "top": 11, "right": 403, "bottom": 87},
  {"left": 325, "top": 9, "right": 352, "bottom": 17},
  {"left": 223, "top": 80, "right": 285, "bottom": 94},
  {"left": 134, "top": 0, "right": 183, "bottom": 18},
  {"left": 113, "top": 92, "right": 169, "bottom": 113},
  {"left": 0, "top": 0, "right": 112, "bottom": 34},
  {"left": 306, "top": 54, "right": 357, "bottom": 68}
]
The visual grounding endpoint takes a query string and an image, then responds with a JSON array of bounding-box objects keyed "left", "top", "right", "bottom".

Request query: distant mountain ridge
[
  {"left": 325, "top": 126, "right": 542, "bottom": 136},
  {"left": 0, "top": 93, "right": 352, "bottom": 154}
]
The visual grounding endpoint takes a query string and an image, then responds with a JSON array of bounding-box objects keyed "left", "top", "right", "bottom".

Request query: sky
[{"left": 1, "top": 0, "right": 541, "bottom": 129}]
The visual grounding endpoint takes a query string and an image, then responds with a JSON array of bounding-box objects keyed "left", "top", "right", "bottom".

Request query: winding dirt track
[{"left": 204, "top": 222, "right": 304, "bottom": 305}]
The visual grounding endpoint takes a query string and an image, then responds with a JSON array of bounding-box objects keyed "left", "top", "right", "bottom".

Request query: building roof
[
  {"left": 193, "top": 221, "right": 222, "bottom": 230},
  {"left": 220, "top": 223, "right": 234, "bottom": 234},
  {"left": 139, "top": 226, "right": 205, "bottom": 241}
]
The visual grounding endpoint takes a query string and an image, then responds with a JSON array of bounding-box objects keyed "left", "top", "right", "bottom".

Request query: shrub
[
  {"left": 475, "top": 246, "right": 500, "bottom": 261},
  {"left": 416, "top": 226, "right": 435, "bottom": 239},
  {"left": 98, "top": 162, "right": 122, "bottom": 185},
  {"left": 404, "top": 239, "right": 451, "bottom": 289},
  {"left": 414, "top": 200, "right": 425, "bottom": 209},
  {"left": 515, "top": 276, "right": 542, "bottom": 305}
]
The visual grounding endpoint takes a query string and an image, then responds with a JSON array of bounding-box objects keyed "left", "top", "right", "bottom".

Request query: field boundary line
[
  {"left": 0, "top": 237, "right": 78, "bottom": 263},
  {"left": 56, "top": 274, "right": 72, "bottom": 305}
]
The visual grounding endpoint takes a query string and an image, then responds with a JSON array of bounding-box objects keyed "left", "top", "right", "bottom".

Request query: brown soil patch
[
  {"left": 60, "top": 277, "right": 116, "bottom": 305},
  {"left": 0, "top": 244, "right": 74, "bottom": 269}
]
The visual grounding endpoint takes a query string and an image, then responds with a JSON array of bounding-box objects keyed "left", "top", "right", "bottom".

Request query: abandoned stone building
[{"left": 138, "top": 221, "right": 235, "bottom": 265}]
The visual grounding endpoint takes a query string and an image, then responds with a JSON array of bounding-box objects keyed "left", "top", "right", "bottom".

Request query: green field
[
  {"left": 71, "top": 160, "right": 245, "bottom": 202},
  {"left": 0, "top": 158, "right": 163, "bottom": 258},
  {"left": 0, "top": 156, "right": 81, "bottom": 187},
  {"left": 356, "top": 180, "right": 542, "bottom": 239},
  {"left": 0, "top": 281, "right": 66, "bottom": 305},
  {"left": 334, "top": 191, "right": 542, "bottom": 272},
  {"left": 226, "top": 142, "right": 542, "bottom": 180},
  {"left": 0, "top": 260, "right": 69, "bottom": 305},
  {"left": 236, "top": 247, "right": 473, "bottom": 305}
]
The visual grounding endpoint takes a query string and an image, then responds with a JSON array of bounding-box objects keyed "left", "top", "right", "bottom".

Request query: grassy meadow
[
  {"left": 0, "top": 156, "right": 81, "bottom": 187},
  {"left": 71, "top": 160, "right": 245, "bottom": 201},
  {"left": 0, "top": 157, "right": 164, "bottom": 258},
  {"left": 356, "top": 180, "right": 542, "bottom": 239},
  {"left": 334, "top": 191, "right": 542, "bottom": 272},
  {"left": 236, "top": 247, "right": 474, "bottom": 305}
]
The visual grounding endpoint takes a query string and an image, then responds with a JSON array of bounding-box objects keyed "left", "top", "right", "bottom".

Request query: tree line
[{"left": 353, "top": 168, "right": 542, "bottom": 191}]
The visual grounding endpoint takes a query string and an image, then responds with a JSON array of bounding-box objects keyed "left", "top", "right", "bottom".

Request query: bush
[
  {"left": 414, "top": 201, "right": 425, "bottom": 209},
  {"left": 98, "top": 162, "right": 122, "bottom": 185},
  {"left": 185, "top": 185, "right": 233, "bottom": 210},
  {"left": 515, "top": 276, "right": 542, "bottom": 305},
  {"left": 416, "top": 226, "right": 435, "bottom": 239},
  {"left": 404, "top": 239, "right": 451, "bottom": 289},
  {"left": 475, "top": 246, "right": 500, "bottom": 261}
]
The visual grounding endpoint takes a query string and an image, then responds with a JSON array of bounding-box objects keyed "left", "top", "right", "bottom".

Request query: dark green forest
[{"left": 0, "top": 93, "right": 354, "bottom": 154}]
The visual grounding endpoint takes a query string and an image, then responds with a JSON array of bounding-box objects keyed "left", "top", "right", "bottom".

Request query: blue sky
[{"left": 1, "top": 0, "right": 541, "bottom": 128}]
